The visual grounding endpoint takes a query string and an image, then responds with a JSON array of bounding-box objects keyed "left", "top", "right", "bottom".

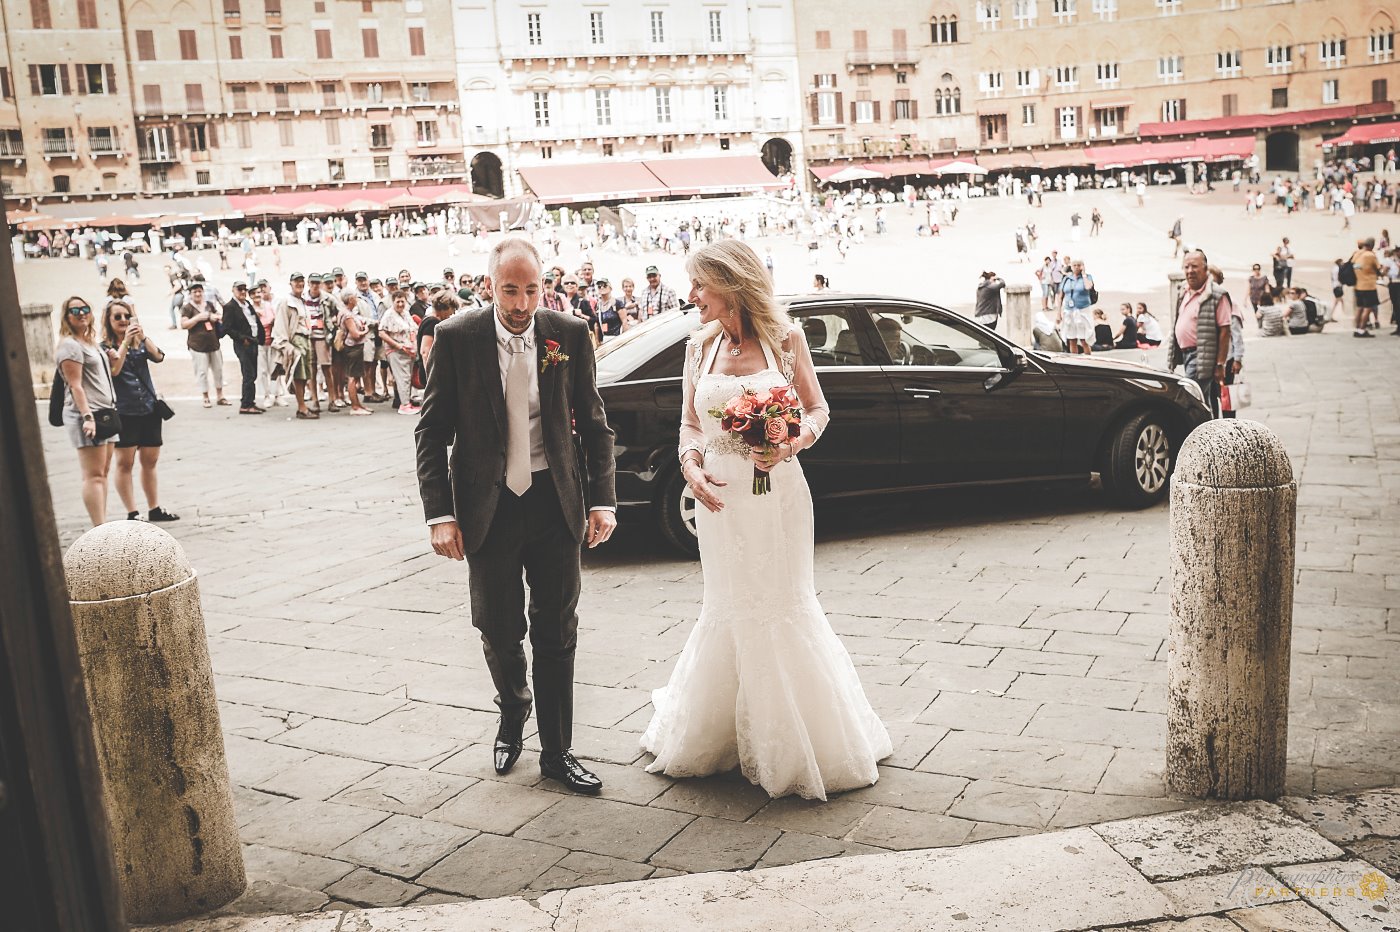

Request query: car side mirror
[{"left": 1007, "top": 348, "right": 1029, "bottom": 371}]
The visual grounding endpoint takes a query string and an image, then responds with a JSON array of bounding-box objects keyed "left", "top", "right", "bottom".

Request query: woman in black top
[
  {"left": 1113, "top": 302, "right": 1141, "bottom": 349},
  {"left": 103, "top": 300, "right": 179, "bottom": 522},
  {"left": 1091, "top": 308, "right": 1116, "bottom": 351}
]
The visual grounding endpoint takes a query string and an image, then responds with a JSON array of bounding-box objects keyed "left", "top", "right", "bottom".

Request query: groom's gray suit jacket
[{"left": 414, "top": 307, "right": 616, "bottom": 554}]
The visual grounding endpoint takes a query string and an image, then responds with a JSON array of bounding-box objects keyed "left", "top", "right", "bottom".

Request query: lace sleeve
[
  {"left": 678, "top": 337, "right": 706, "bottom": 461},
  {"left": 786, "top": 327, "right": 830, "bottom": 444}
]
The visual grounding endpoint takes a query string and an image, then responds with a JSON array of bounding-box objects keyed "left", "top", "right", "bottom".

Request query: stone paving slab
[{"left": 1093, "top": 800, "right": 1346, "bottom": 882}]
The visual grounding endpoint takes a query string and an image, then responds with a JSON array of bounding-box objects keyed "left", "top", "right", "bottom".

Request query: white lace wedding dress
[{"left": 640, "top": 329, "right": 892, "bottom": 800}]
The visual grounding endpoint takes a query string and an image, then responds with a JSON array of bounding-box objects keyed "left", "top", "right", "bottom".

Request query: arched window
[
  {"left": 934, "top": 80, "right": 962, "bottom": 115},
  {"left": 1368, "top": 14, "right": 1394, "bottom": 62},
  {"left": 930, "top": 14, "right": 959, "bottom": 43}
]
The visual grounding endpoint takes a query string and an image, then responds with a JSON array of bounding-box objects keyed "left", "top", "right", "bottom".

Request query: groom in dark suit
[{"left": 415, "top": 237, "right": 617, "bottom": 794}]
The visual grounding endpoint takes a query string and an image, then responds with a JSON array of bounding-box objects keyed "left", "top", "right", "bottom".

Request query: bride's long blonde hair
[{"left": 687, "top": 240, "right": 791, "bottom": 357}]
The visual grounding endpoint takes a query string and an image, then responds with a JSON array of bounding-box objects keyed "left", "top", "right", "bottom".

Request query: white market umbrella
[
  {"left": 826, "top": 166, "right": 885, "bottom": 184},
  {"left": 936, "top": 160, "right": 987, "bottom": 176}
]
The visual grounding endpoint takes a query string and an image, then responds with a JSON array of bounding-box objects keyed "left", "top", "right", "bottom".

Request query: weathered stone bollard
[
  {"left": 64, "top": 522, "right": 245, "bottom": 923},
  {"left": 23, "top": 302, "right": 55, "bottom": 396},
  {"left": 1166, "top": 419, "right": 1296, "bottom": 800},
  {"left": 1005, "top": 284, "right": 1033, "bottom": 349}
]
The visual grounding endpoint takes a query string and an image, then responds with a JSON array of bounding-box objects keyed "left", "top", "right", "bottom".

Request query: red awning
[
  {"left": 1086, "top": 137, "right": 1254, "bottom": 168},
  {"left": 1138, "top": 101, "right": 1394, "bottom": 138},
  {"left": 517, "top": 161, "right": 671, "bottom": 204},
  {"left": 967, "top": 149, "right": 1088, "bottom": 171},
  {"left": 1323, "top": 120, "right": 1400, "bottom": 148},
  {"left": 809, "top": 164, "right": 850, "bottom": 181},
  {"left": 859, "top": 158, "right": 934, "bottom": 177},
  {"left": 640, "top": 155, "right": 784, "bottom": 196}
]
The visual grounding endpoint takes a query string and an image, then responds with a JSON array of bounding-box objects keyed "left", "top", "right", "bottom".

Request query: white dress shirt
[{"left": 426, "top": 311, "right": 612, "bottom": 525}]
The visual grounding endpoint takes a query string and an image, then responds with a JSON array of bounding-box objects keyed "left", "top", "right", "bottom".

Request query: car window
[
  {"left": 789, "top": 305, "right": 869, "bottom": 366},
  {"left": 595, "top": 310, "right": 693, "bottom": 382},
  {"left": 870, "top": 307, "right": 1004, "bottom": 368}
]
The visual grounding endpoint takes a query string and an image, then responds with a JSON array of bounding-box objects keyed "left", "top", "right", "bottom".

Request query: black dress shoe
[
  {"left": 494, "top": 714, "right": 527, "bottom": 775},
  {"left": 540, "top": 750, "right": 603, "bottom": 794}
]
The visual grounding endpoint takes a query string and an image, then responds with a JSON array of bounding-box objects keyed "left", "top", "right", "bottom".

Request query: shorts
[
  {"left": 335, "top": 348, "right": 364, "bottom": 380},
  {"left": 115, "top": 411, "right": 163, "bottom": 448},
  {"left": 312, "top": 336, "right": 332, "bottom": 366},
  {"left": 1355, "top": 289, "right": 1379, "bottom": 309},
  {"left": 290, "top": 333, "right": 315, "bottom": 382},
  {"left": 63, "top": 406, "right": 115, "bottom": 449},
  {"left": 1333, "top": 286, "right": 1344, "bottom": 299}
]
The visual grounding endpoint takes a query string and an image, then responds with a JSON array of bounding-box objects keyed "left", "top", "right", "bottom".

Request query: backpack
[{"left": 1338, "top": 259, "right": 1357, "bottom": 287}]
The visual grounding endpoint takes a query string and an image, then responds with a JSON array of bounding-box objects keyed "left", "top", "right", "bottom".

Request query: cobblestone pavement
[
  {"left": 143, "top": 788, "right": 1400, "bottom": 931},
  {"left": 31, "top": 192, "right": 1400, "bottom": 918}
]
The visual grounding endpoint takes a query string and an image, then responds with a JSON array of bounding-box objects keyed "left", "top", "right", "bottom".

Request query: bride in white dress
[{"left": 640, "top": 241, "right": 891, "bottom": 801}]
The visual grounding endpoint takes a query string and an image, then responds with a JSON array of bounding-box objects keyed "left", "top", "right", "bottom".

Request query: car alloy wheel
[
  {"left": 678, "top": 485, "right": 699, "bottom": 541},
  {"left": 1134, "top": 423, "right": 1171, "bottom": 495}
]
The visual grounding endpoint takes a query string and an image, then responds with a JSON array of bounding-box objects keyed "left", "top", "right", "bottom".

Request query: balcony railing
[
  {"left": 409, "top": 158, "right": 466, "bottom": 178},
  {"left": 89, "top": 136, "right": 122, "bottom": 155},
  {"left": 139, "top": 145, "right": 177, "bottom": 163},
  {"left": 42, "top": 137, "right": 77, "bottom": 157},
  {"left": 0, "top": 138, "right": 24, "bottom": 158},
  {"left": 846, "top": 48, "right": 918, "bottom": 68},
  {"left": 807, "top": 139, "right": 947, "bottom": 160},
  {"left": 505, "top": 39, "right": 753, "bottom": 62}
]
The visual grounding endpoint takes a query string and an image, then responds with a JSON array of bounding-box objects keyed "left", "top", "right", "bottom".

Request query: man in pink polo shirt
[{"left": 1167, "top": 249, "right": 1233, "bottom": 417}]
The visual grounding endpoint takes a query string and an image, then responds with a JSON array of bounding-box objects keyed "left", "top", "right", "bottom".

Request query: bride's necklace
[{"left": 725, "top": 330, "right": 743, "bottom": 356}]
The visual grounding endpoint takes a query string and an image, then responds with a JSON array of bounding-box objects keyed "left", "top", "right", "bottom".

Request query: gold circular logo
[{"left": 1360, "top": 871, "right": 1388, "bottom": 902}]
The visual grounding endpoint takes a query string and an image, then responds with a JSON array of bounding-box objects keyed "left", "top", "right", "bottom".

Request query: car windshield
[{"left": 595, "top": 310, "right": 694, "bottom": 383}]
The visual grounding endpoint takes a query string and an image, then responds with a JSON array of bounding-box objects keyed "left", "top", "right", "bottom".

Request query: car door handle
[{"left": 903, "top": 386, "right": 941, "bottom": 399}]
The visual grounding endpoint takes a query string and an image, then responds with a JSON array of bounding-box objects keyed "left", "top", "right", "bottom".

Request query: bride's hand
[
  {"left": 751, "top": 441, "right": 794, "bottom": 473},
  {"left": 683, "top": 461, "right": 727, "bottom": 513}
]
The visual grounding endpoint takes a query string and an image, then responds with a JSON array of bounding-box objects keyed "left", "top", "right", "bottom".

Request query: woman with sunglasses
[
  {"left": 56, "top": 296, "right": 118, "bottom": 525},
  {"left": 103, "top": 300, "right": 179, "bottom": 523}
]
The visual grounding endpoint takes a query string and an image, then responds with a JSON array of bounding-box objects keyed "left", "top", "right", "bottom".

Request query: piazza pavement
[{"left": 25, "top": 185, "right": 1400, "bottom": 917}]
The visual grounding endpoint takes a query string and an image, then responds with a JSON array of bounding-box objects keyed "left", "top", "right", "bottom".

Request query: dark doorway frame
[
  {"left": 0, "top": 214, "right": 125, "bottom": 929},
  {"left": 1265, "top": 131, "right": 1300, "bottom": 173},
  {"left": 470, "top": 151, "right": 506, "bottom": 198},
  {"left": 761, "top": 137, "right": 794, "bottom": 176}
]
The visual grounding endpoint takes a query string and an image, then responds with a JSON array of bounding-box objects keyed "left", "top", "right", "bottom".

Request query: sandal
[
  {"left": 216, "top": 398, "right": 232, "bottom": 406},
  {"left": 296, "top": 410, "right": 320, "bottom": 420},
  {"left": 202, "top": 398, "right": 212, "bottom": 408},
  {"left": 148, "top": 507, "right": 180, "bottom": 522}
]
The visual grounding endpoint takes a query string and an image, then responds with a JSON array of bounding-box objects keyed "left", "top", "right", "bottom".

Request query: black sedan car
[{"left": 594, "top": 294, "right": 1211, "bottom": 555}]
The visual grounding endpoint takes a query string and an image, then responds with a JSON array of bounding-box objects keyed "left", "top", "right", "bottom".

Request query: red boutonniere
[{"left": 541, "top": 338, "right": 569, "bottom": 373}]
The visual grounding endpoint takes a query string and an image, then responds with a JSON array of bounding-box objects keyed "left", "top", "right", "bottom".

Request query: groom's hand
[
  {"left": 430, "top": 520, "right": 465, "bottom": 561},
  {"left": 586, "top": 510, "right": 616, "bottom": 549}
]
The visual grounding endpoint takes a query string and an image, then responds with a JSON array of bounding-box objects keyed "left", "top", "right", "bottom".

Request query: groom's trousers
[{"left": 465, "top": 469, "right": 580, "bottom": 754}]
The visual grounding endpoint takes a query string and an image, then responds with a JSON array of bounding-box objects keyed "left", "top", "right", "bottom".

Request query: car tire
[
  {"left": 655, "top": 468, "right": 701, "bottom": 558},
  {"left": 1101, "top": 411, "right": 1174, "bottom": 508}
]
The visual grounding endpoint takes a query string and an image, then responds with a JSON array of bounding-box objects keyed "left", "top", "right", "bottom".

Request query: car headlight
[{"left": 1180, "top": 379, "right": 1205, "bottom": 405}]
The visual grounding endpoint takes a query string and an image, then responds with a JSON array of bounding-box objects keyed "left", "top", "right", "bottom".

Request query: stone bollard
[
  {"left": 1166, "top": 419, "right": 1296, "bottom": 800},
  {"left": 1005, "top": 284, "right": 1033, "bottom": 349},
  {"left": 1167, "top": 271, "right": 1185, "bottom": 340},
  {"left": 64, "top": 522, "right": 246, "bottom": 923},
  {"left": 23, "top": 302, "right": 55, "bottom": 396}
]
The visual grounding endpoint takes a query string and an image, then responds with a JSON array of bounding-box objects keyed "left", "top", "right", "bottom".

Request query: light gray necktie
[{"left": 505, "top": 335, "right": 532, "bottom": 496}]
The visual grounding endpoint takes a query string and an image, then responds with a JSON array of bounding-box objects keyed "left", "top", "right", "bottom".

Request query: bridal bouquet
[{"left": 708, "top": 384, "right": 804, "bottom": 495}]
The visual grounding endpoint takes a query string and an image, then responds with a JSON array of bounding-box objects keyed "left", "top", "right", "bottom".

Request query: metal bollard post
[
  {"left": 1166, "top": 419, "right": 1296, "bottom": 799},
  {"left": 64, "top": 522, "right": 246, "bottom": 923},
  {"left": 1004, "top": 284, "right": 1033, "bottom": 349}
]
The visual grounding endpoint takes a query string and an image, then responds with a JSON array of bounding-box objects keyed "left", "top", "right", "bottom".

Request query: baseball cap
[
  {"left": 354, "top": 270, "right": 368, "bottom": 280},
  {"left": 368, "top": 277, "right": 382, "bottom": 285},
  {"left": 331, "top": 266, "right": 345, "bottom": 276},
  {"left": 307, "top": 272, "right": 323, "bottom": 283},
  {"left": 597, "top": 277, "right": 610, "bottom": 287},
  {"left": 233, "top": 280, "right": 248, "bottom": 289},
  {"left": 645, "top": 265, "right": 660, "bottom": 275},
  {"left": 414, "top": 282, "right": 428, "bottom": 292},
  {"left": 256, "top": 278, "right": 269, "bottom": 287},
  {"left": 443, "top": 267, "right": 454, "bottom": 275},
  {"left": 289, "top": 271, "right": 305, "bottom": 281}
]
